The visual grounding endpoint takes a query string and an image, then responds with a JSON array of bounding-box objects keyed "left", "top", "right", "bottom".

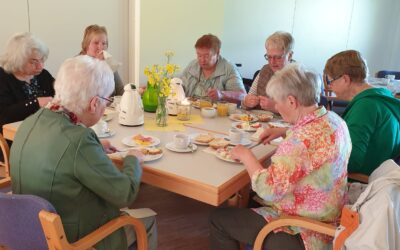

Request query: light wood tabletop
[{"left": 2, "top": 108, "right": 276, "bottom": 206}]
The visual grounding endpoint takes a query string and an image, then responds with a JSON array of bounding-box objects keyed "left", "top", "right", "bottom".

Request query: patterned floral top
[{"left": 252, "top": 107, "right": 351, "bottom": 250}]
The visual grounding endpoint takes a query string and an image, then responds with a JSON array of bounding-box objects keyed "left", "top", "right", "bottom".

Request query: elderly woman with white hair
[
  {"left": 0, "top": 32, "right": 54, "bottom": 132},
  {"left": 242, "top": 31, "right": 294, "bottom": 111},
  {"left": 209, "top": 64, "right": 351, "bottom": 250},
  {"left": 10, "top": 55, "right": 157, "bottom": 250}
]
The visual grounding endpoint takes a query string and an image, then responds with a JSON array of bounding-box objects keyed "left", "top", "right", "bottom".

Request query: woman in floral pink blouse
[{"left": 209, "top": 64, "right": 351, "bottom": 250}]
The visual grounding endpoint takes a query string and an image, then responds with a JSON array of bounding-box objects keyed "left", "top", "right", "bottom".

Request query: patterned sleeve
[
  {"left": 251, "top": 140, "right": 309, "bottom": 203},
  {"left": 248, "top": 74, "right": 260, "bottom": 95}
]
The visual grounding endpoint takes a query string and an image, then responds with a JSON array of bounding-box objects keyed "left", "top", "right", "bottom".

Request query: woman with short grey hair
[
  {"left": 242, "top": 31, "right": 295, "bottom": 111},
  {"left": 210, "top": 64, "right": 351, "bottom": 250},
  {"left": 0, "top": 32, "right": 54, "bottom": 132},
  {"left": 11, "top": 55, "right": 157, "bottom": 250}
]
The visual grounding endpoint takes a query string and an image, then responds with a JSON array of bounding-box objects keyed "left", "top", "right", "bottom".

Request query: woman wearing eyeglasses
[
  {"left": 0, "top": 32, "right": 54, "bottom": 133},
  {"left": 180, "top": 34, "right": 246, "bottom": 103},
  {"left": 242, "top": 31, "right": 294, "bottom": 112},
  {"left": 210, "top": 64, "right": 351, "bottom": 250},
  {"left": 10, "top": 55, "right": 157, "bottom": 250},
  {"left": 324, "top": 50, "right": 400, "bottom": 176}
]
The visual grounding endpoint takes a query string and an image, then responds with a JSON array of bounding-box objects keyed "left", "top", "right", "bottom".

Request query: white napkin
[{"left": 103, "top": 50, "right": 122, "bottom": 72}]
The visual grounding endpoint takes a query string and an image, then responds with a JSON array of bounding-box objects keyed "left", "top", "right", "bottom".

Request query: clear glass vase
[{"left": 156, "top": 96, "right": 168, "bottom": 127}]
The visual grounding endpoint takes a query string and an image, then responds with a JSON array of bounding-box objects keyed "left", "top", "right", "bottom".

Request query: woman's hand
[
  {"left": 207, "top": 88, "right": 222, "bottom": 101},
  {"left": 126, "top": 149, "right": 145, "bottom": 163},
  {"left": 259, "top": 96, "right": 275, "bottom": 111},
  {"left": 243, "top": 94, "right": 259, "bottom": 108},
  {"left": 100, "top": 139, "right": 117, "bottom": 154},
  {"left": 259, "top": 127, "right": 287, "bottom": 144},
  {"left": 230, "top": 145, "right": 253, "bottom": 163},
  {"left": 37, "top": 97, "right": 53, "bottom": 107}
]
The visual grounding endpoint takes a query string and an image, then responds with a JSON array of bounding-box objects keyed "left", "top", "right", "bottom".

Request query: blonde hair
[
  {"left": 266, "top": 63, "right": 321, "bottom": 106},
  {"left": 265, "top": 31, "right": 294, "bottom": 54},
  {"left": 0, "top": 32, "right": 49, "bottom": 73},
  {"left": 80, "top": 24, "right": 108, "bottom": 55}
]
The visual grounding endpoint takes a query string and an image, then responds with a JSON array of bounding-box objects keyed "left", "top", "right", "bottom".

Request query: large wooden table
[{"left": 2, "top": 109, "right": 276, "bottom": 206}]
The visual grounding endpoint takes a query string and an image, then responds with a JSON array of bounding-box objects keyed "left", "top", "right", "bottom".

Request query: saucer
[
  {"left": 97, "top": 130, "right": 116, "bottom": 138},
  {"left": 165, "top": 142, "right": 197, "bottom": 153}
]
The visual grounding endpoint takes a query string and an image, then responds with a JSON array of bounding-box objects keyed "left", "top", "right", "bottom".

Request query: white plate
[
  {"left": 97, "top": 130, "right": 116, "bottom": 138},
  {"left": 229, "top": 114, "right": 258, "bottom": 122},
  {"left": 268, "top": 121, "right": 291, "bottom": 128},
  {"left": 231, "top": 121, "right": 262, "bottom": 132},
  {"left": 109, "top": 148, "right": 163, "bottom": 162},
  {"left": 225, "top": 137, "right": 252, "bottom": 146},
  {"left": 215, "top": 147, "right": 241, "bottom": 164},
  {"left": 143, "top": 151, "right": 163, "bottom": 162},
  {"left": 165, "top": 142, "right": 197, "bottom": 153},
  {"left": 189, "top": 133, "right": 222, "bottom": 146},
  {"left": 122, "top": 135, "right": 161, "bottom": 147}
]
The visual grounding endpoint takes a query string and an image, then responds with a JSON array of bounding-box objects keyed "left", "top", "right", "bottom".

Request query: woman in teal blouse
[{"left": 324, "top": 50, "right": 400, "bottom": 175}]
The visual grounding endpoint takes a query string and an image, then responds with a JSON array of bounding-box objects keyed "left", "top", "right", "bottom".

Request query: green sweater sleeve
[{"left": 74, "top": 130, "right": 142, "bottom": 207}]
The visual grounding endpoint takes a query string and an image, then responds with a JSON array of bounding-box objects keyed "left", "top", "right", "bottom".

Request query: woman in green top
[{"left": 324, "top": 50, "right": 400, "bottom": 175}]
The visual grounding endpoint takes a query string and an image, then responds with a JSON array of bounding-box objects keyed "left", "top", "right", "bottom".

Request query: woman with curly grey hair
[{"left": 0, "top": 32, "right": 54, "bottom": 132}]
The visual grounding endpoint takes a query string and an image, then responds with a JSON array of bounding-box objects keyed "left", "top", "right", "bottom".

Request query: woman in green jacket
[
  {"left": 324, "top": 50, "right": 400, "bottom": 175},
  {"left": 10, "top": 55, "right": 157, "bottom": 250}
]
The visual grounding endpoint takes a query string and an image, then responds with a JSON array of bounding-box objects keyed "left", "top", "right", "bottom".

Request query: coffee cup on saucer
[
  {"left": 173, "top": 134, "right": 190, "bottom": 149},
  {"left": 91, "top": 120, "right": 108, "bottom": 135},
  {"left": 229, "top": 128, "right": 243, "bottom": 144}
]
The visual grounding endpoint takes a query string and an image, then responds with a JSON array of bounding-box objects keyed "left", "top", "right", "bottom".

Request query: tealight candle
[{"left": 177, "top": 99, "right": 191, "bottom": 121}]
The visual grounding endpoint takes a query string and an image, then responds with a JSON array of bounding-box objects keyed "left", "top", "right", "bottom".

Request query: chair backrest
[
  {"left": 0, "top": 133, "right": 10, "bottom": 178},
  {"left": 0, "top": 192, "right": 56, "bottom": 250},
  {"left": 376, "top": 70, "right": 400, "bottom": 80}
]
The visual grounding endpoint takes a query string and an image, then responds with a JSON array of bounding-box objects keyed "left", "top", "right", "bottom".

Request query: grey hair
[
  {"left": 0, "top": 32, "right": 49, "bottom": 73},
  {"left": 54, "top": 55, "right": 115, "bottom": 115},
  {"left": 266, "top": 63, "right": 321, "bottom": 106},
  {"left": 265, "top": 31, "right": 294, "bottom": 54}
]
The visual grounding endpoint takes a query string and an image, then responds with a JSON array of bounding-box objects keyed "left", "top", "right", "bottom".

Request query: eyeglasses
[
  {"left": 97, "top": 96, "right": 113, "bottom": 106},
  {"left": 264, "top": 53, "right": 286, "bottom": 61},
  {"left": 325, "top": 75, "right": 343, "bottom": 85}
]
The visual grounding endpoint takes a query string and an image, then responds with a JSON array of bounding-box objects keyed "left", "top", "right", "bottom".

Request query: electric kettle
[
  {"left": 119, "top": 83, "right": 144, "bottom": 126},
  {"left": 167, "top": 77, "right": 186, "bottom": 115}
]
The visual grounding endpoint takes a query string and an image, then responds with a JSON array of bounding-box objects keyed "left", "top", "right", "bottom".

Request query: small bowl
[{"left": 201, "top": 107, "right": 217, "bottom": 118}]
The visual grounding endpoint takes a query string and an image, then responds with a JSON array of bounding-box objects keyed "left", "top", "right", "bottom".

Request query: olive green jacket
[{"left": 11, "top": 108, "right": 142, "bottom": 250}]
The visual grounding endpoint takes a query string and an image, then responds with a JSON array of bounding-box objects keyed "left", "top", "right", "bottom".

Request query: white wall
[
  {"left": 139, "top": 0, "right": 224, "bottom": 85},
  {"left": 0, "top": 0, "right": 130, "bottom": 82},
  {"left": 140, "top": 0, "right": 400, "bottom": 80}
]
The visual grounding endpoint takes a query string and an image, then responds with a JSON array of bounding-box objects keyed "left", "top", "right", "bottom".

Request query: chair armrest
[
  {"left": 0, "top": 177, "right": 11, "bottom": 189},
  {"left": 39, "top": 211, "right": 147, "bottom": 250},
  {"left": 348, "top": 173, "right": 369, "bottom": 183},
  {"left": 253, "top": 216, "right": 336, "bottom": 250}
]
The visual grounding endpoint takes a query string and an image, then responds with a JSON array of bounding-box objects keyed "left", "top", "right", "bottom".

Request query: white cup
[
  {"left": 229, "top": 128, "right": 243, "bottom": 144},
  {"left": 228, "top": 103, "right": 237, "bottom": 115},
  {"left": 201, "top": 107, "right": 217, "bottom": 118},
  {"left": 91, "top": 120, "right": 108, "bottom": 135},
  {"left": 112, "top": 95, "right": 122, "bottom": 111},
  {"left": 173, "top": 134, "right": 190, "bottom": 149}
]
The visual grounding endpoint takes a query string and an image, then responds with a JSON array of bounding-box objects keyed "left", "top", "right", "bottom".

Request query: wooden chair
[
  {"left": 0, "top": 134, "right": 11, "bottom": 190},
  {"left": 39, "top": 211, "right": 148, "bottom": 250},
  {"left": 251, "top": 172, "right": 369, "bottom": 250}
]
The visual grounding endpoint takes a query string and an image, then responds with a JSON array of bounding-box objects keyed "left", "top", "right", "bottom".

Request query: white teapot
[{"left": 118, "top": 83, "right": 144, "bottom": 126}]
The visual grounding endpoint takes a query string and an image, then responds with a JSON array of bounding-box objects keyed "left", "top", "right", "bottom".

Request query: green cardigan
[
  {"left": 343, "top": 88, "right": 400, "bottom": 175},
  {"left": 11, "top": 108, "right": 142, "bottom": 250}
]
